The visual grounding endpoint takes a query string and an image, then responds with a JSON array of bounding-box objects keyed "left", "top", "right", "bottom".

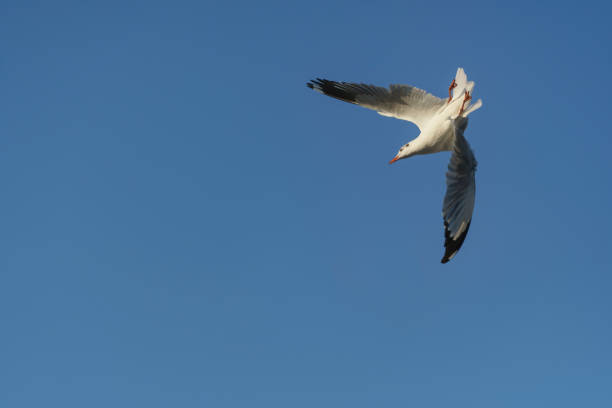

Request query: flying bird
[{"left": 307, "top": 68, "right": 482, "bottom": 263}]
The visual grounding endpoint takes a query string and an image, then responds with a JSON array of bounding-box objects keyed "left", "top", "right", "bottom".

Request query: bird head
[{"left": 389, "top": 143, "right": 414, "bottom": 164}]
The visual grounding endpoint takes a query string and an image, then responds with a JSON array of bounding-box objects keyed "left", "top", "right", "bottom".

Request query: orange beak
[{"left": 389, "top": 155, "right": 400, "bottom": 164}]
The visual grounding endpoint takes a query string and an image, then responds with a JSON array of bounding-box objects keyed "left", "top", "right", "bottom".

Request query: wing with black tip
[
  {"left": 307, "top": 78, "right": 444, "bottom": 131},
  {"left": 441, "top": 118, "right": 477, "bottom": 263}
]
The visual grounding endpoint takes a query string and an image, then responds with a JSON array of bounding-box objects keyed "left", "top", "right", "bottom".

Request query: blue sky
[{"left": 1, "top": 1, "right": 611, "bottom": 407}]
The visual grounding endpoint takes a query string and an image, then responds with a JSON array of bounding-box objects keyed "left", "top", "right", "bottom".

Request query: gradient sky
[{"left": 1, "top": 1, "right": 611, "bottom": 407}]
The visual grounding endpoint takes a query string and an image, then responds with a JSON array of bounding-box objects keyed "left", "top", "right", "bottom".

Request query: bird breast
[{"left": 419, "top": 117, "right": 454, "bottom": 153}]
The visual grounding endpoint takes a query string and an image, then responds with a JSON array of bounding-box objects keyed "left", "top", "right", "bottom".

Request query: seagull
[{"left": 307, "top": 68, "right": 482, "bottom": 263}]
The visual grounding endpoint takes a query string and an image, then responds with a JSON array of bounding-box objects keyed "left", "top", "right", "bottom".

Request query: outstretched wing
[
  {"left": 441, "top": 118, "right": 477, "bottom": 264},
  {"left": 307, "top": 78, "right": 445, "bottom": 131}
]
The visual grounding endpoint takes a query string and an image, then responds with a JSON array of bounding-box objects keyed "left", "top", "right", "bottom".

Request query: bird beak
[{"left": 389, "top": 155, "right": 400, "bottom": 164}]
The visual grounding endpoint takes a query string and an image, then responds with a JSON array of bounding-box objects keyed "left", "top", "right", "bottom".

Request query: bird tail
[
  {"left": 463, "top": 98, "right": 482, "bottom": 116},
  {"left": 451, "top": 67, "right": 475, "bottom": 100},
  {"left": 452, "top": 67, "right": 483, "bottom": 117}
]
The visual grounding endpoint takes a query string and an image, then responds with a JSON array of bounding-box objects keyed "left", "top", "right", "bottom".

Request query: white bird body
[
  {"left": 307, "top": 68, "right": 483, "bottom": 263},
  {"left": 397, "top": 70, "right": 482, "bottom": 158},
  {"left": 409, "top": 111, "right": 455, "bottom": 154}
]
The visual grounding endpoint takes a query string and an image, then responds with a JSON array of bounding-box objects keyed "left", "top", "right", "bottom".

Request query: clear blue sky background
[{"left": 1, "top": 1, "right": 611, "bottom": 407}]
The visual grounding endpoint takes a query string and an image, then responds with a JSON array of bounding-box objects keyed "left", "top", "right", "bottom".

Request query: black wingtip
[
  {"left": 306, "top": 79, "right": 323, "bottom": 90},
  {"left": 305, "top": 78, "right": 359, "bottom": 104},
  {"left": 441, "top": 220, "right": 471, "bottom": 264}
]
